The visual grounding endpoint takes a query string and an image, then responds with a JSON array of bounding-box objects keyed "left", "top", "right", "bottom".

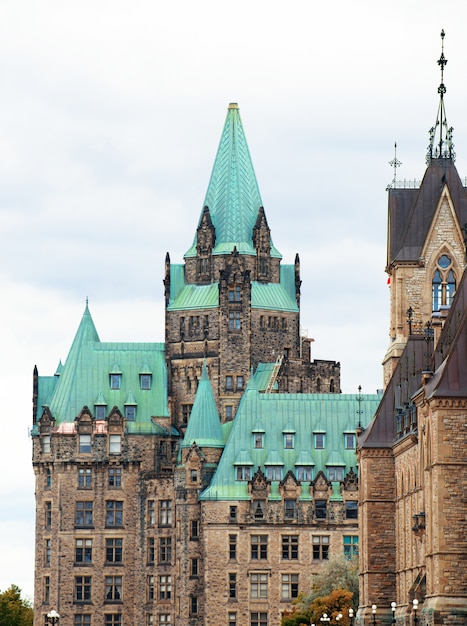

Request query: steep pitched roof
[
  {"left": 185, "top": 103, "right": 281, "bottom": 258},
  {"left": 388, "top": 159, "right": 467, "bottom": 265},
  {"left": 36, "top": 304, "right": 169, "bottom": 431},
  {"left": 181, "top": 363, "right": 224, "bottom": 449}
]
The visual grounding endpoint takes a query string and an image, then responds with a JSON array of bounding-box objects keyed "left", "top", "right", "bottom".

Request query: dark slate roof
[{"left": 388, "top": 159, "right": 467, "bottom": 265}]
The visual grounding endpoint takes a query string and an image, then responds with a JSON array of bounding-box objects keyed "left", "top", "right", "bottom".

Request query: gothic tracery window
[{"left": 432, "top": 254, "right": 456, "bottom": 311}]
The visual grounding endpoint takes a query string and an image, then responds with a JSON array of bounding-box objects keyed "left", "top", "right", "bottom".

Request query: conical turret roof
[{"left": 185, "top": 103, "right": 280, "bottom": 258}]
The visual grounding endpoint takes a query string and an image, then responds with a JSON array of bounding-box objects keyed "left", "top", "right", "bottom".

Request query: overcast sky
[{"left": 1, "top": 0, "right": 466, "bottom": 601}]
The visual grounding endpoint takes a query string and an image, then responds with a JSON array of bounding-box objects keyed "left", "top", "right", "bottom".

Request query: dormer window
[
  {"left": 314, "top": 432, "right": 325, "bottom": 449},
  {"left": 296, "top": 465, "right": 313, "bottom": 481},
  {"left": 235, "top": 466, "right": 251, "bottom": 481},
  {"left": 327, "top": 466, "right": 345, "bottom": 481},
  {"left": 253, "top": 433, "right": 264, "bottom": 449},
  {"left": 95, "top": 405, "right": 106, "bottom": 420},
  {"left": 140, "top": 374, "right": 152, "bottom": 390},
  {"left": 283, "top": 433, "right": 294, "bottom": 449},
  {"left": 266, "top": 466, "right": 282, "bottom": 481},
  {"left": 110, "top": 374, "right": 121, "bottom": 390},
  {"left": 125, "top": 406, "right": 136, "bottom": 421}
]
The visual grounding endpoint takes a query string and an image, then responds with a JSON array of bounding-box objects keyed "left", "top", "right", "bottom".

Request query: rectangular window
[
  {"left": 106, "top": 501, "right": 123, "bottom": 527},
  {"left": 190, "top": 519, "right": 199, "bottom": 539},
  {"left": 284, "top": 499, "right": 296, "bottom": 520},
  {"left": 159, "top": 575, "right": 171, "bottom": 601},
  {"left": 226, "top": 375, "right": 233, "bottom": 390},
  {"left": 147, "top": 538, "right": 155, "bottom": 564},
  {"left": 74, "top": 615, "right": 91, "bottom": 626},
  {"left": 147, "top": 615, "right": 154, "bottom": 626},
  {"left": 45, "top": 501, "right": 52, "bottom": 528},
  {"left": 314, "top": 433, "right": 325, "bottom": 449},
  {"left": 236, "top": 375, "right": 244, "bottom": 390},
  {"left": 159, "top": 537, "right": 172, "bottom": 564},
  {"left": 45, "top": 538, "right": 51, "bottom": 565},
  {"left": 266, "top": 465, "right": 282, "bottom": 481},
  {"left": 235, "top": 466, "right": 251, "bottom": 481},
  {"left": 282, "top": 535, "right": 298, "bottom": 560},
  {"left": 229, "top": 573, "right": 237, "bottom": 599},
  {"left": 281, "top": 574, "right": 299, "bottom": 600},
  {"left": 104, "top": 615, "right": 121, "bottom": 626},
  {"left": 251, "top": 535, "right": 268, "bottom": 560},
  {"left": 250, "top": 573, "right": 268, "bottom": 599},
  {"left": 315, "top": 500, "right": 327, "bottom": 520},
  {"left": 79, "top": 434, "right": 91, "bottom": 454},
  {"left": 226, "top": 405, "right": 233, "bottom": 420},
  {"left": 190, "top": 596, "right": 198, "bottom": 615},
  {"left": 42, "top": 435, "right": 51, "bottom": 454},
  {"left": 312, "top": 535, "right": 330, "bottom": 560},
  {"left": 148, "top": 500, "right": 155, "bottom": 525},
  {"left": 125, "top": 406, "right": 136, "bottom": 421},
  {"left": 110, "top": 374, "right": 121, "bottom": 390},
  {"left": 75, "top": 539, "right": 93, "bottom": 564},
  {"left": 109, "top": 435, "right": 121, "bottom": 455},
  {"left": 229, "top": 612, "right": 237, "bottom": 626},
  {"left": 253, "top": 433, "right": 264, "bottom": 448},
  {"left": 108, "top": 467, "right": 122, "bottom": 488},
  {"left": 78, "top": 467, "right": 92, "bottom": 489},
  {"left": 140, "top": 374, "right": 152, "bottom": 390},
  {"left": 159, "top": 500, "right": 173, "bottom": 526},
  {"left": 229, "top": 285, "right": 242, "bottom": 301},
  {"left": 190, "top": 558, "right": 199, "bottom": 577},
  {"left": 95, "top": 405, "right": 106, "bottom": 419},
  {"left": 75, "top": 502, "right": 93, "bottom": 527},
  {"left": 147, "top": 575, "right": 155, "bottom": 601},
  {"left": 229, "top": 506, "right": 237, "bottom": 522},
  {"left": 75, "top": 576, "right": 92, "bottom": 603},
  {"left": 296, "top": 466, "right": 313, "bottom": 481},
  {"left": 343, "top": 535, "right": 359, "bottom": 559},
  {"left": 105, "top": 576, "right": 122, "bottom": 602},
  {"left": 158, "top": 615, "right": 171, "bottom": 625},
  {"left": 344, "top": 433, "right": 356, "bottom": 449},
  {"left": 251, "top": 613, "right": 268, "bottom": 626},
  {"left": 106, "top": 538, "right": 123, "bottom": 563},
  {"left": 327, "top": 466, "right": 345, "bottom": 482},
  {"left": 345, "top": 501, "right": 358, "bottom": 519},
  {"left": 229, "top": 312, "right": 241, "bottom": 330},
  {"left": 46, "top": 469, "right": 52, "bottom": 489},
  {"left": 44, "top": 575, "right": 50, "bottom": 604},
  {"left": 229, "top": 534, "right": 237, "bottom": 560},
  {"left": 284, "top": 433, "right": 294, "bottom": 449},
  {"left": 181, "top": 404, "right": 193, "bottom": 425}
]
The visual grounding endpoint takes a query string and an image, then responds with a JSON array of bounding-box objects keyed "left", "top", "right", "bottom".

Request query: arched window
[{"left": 432, "top": 254, "right": 456, "bottom": 311}]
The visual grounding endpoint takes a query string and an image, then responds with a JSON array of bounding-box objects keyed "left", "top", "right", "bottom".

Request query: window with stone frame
[
  {"left": 45, "top": 501, "right": 52, "bottom": 528},
  {"left": 251, "top": 535, "right": 268, "bottom": 560},
  {"left": 46, "top": 468, "right": 52, "bottom": 489},
  {"left": 73, "top": 615, "right": 91, "bottom": 626},
  {"left": 75, "top": 502, "right": 93, "bottom": 527},
  {"left": 281, "top": 535, "right": 298, "bottom": 560},
  {"left": 229, "top": 612, "right": 237, "bottom": 626},
  {"left": 79, "top": 434, "right": 91, "bottom": 454},
  {"left": 106, "top": 500, "right": 123, "bottom": 527},
  {"left": 42, "top": 435, "right": 51, "bottom": 454},
  {"left": 106, "top": 538, "right": 123, "bottom": 563},
  {"left": 108, "top": 467, "right": 122, "bottom": 488},
  {"left": 314, "top": 499, "right": 327, "bottom": 520},
  {"left": 43, "top": 575, "right": 50, "bottom": 604},
  {"left": 226, "top": 375, "right": 234, "bottom": 390},
  {"left": 312, "top": 535, "right": 329, "bottom": 560},
  {"left": 229, "top": 534, "right": 237, "bottom": 560},
  {"left": 181, "top": 404, "right": 193, "bottom": 425},
  {"left": 432, "top": 254, "right": 456, "bottom": 311},
  {"left": 226, "top": 405, "right": 234, "bottom": 420},
  {"left": 78, "top": 467, "right": 92, "bottom": 489},
  {"left": 250, "top": 573, "right": 268, "bottom": 599},
  {"left": 229, "top": 285, "right": 242, "bottom": 301},
  {"left": 190, "top": 519, "right": 199, "bottom": 539},
  {"left": 147, "top": 575, "right": 155, "bottom": 601},
  {"left": 159, "top": 500, "right": 172, "bottom": 526},
  {"left": 104, "top": 615, "right": 122, "bottom": 626},
  {"left": 109, "top": 435, "right": 121, "bottom": 455},
  {"left": 253, "top": 500, "right": 266, "bottom": 521},
  {"left": 345, "top": 501, "right": 358, "bottom": 519},
  {"left": 190, "top": 558, "right": 199, "bottom": 577},
  {"left": 105, "top": 576, "right": 122, "bottom": 602},
  {"left": 158, "top": 615, "right": 171, "bottom": 625},
  {"left": 159, "top": 575, "right": 172, "bottom": 601},
  {"left": 190, "top": 596, "right": 198, "bottom": 615},
  {"left": 229, "top": 311, "right": 241, "bottom": 331},
  {"left": 147, "top": 538, "right": 155, "bottom": 564},
  {"left": 146, "top": 614, "right": 154, "bottom": 626},
  {"left": 251, "top": 612, "right": 268, "bottom": 626},
  {"left": 75, "top": 538, "right": 92, "bottom": 564},
  {"left": 229, "top": 506, "right": 237, "bottom": 521},
  {"left": 45, "top": 538, "right": 51, "bottom": 565},
  {"left": 281, "top": 574, "right": 299, "bottom": 600},
  {"left": 75, "top": 575, "right": 92, "bottom": 603},
  {"left": 343, "top": 535, "right": 358, "bottom": 559},
  {"left": 148, "top": 500, "right": 155, "bottom": 525},
  {"left": 159, "top": 537, "right": 172, "bottom": 564},
  {"left": 284, "top": 499, "right": 296, "bottom": 520},
  {"left": 236, "top": 375, "right": 244, "bottom": 390},
  {"left": 229, "top": 573, "right": 237, "bottom": 599}
]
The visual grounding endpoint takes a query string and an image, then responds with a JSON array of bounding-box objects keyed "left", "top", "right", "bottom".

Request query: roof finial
[
  {"left": 427, "top": 29, "right": 455, "bottom": 163},
  {"left": 387, "top": 142, "right": 402, "bottom": 190}
]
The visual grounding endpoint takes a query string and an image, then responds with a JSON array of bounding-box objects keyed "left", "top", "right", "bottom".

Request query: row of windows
[
  {"left": 109, "top": 373, "right": 152, "bottom": 391},
  {"left": 180, "top": 315, "right": 209, "bottom": 336},
  {"left": 235, "top": 464, "right": 353, "bottom": 484},
  {"left": 44, "top": 500, "right": 125, "bottom": 529},
  {"left": 63, "top": 615, "right": 171, "bottom": 626},
  {"left": 225, "top": 375, "right": 244, "bottom": 391},
  {"left": 228, "top": 572, "right": 299, "bottom": 601},
  {"left": 259, "top": 316, "right": 288, "bottom": 331},
  {"left": 228, "top": 534, "right": 358, "bottom": 561},
  {"left": 252, "top": 432, "right": 356, "bottom": 451},
  {"left": 42, "top": 434, "right": 122, "bottom": 455}
]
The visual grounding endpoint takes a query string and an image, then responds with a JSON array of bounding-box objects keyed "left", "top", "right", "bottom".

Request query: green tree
[{"left": 0, "top": 585, "right": 33, "bottom": 626}]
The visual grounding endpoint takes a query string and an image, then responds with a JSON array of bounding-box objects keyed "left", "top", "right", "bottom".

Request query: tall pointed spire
[{"left": 427, "top": 29, "right": 455, "bottom": 163}]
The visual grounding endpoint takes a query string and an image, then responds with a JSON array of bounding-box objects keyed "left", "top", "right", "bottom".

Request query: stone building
[
  {"left": 358, "top": 32, "right": 467, "bottom": 626},
  {"left": 32, "top": 103, "right": 380, "bottom": 626}
]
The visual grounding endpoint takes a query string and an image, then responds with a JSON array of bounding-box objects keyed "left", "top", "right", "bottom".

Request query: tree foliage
[
  {"left": 0, "top": 585, "right": 33, "bottom": 626},
  {"left": 282, "top": 556, "right": 358, "bottom": 626}
]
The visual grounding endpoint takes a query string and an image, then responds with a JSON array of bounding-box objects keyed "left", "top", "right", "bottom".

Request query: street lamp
[
  {"left": 320, "top": 614, "right": 331, "bottom": 625},
  {"left": 391, "top": 601, "right": 396, "bottom": 624},
  {"left": 371, "top": 604, "right": 377, "bottom": 626},
  {"left": 336, "top": 614, "right": 343, "bottom": 624},
  {"left": 412, "top": 599, "right": 419, "bottom": 626},
  {"left": 349, "top": 608, "right": 355, "bottom": 626},
  {"left": 47, "top": 610, "right": 60, "bottom": 625}
]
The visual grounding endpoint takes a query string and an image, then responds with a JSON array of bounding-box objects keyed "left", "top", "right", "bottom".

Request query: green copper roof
[
  {"left": 200, "top": 388, "right": 381, "bottom": 501},
  {"left": 36, "top": 305, "right": 169, "bottom": 432},
  {"left": 181, "top": 363, "right": 224, "bottom": 449},
  {"left": 185, "top": 103, "right": 281, "bottom": 259}
]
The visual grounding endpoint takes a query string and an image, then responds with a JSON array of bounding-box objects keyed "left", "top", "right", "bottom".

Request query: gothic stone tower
[{"left": 165, "top": 103, "right": 340, "bottom": 430}]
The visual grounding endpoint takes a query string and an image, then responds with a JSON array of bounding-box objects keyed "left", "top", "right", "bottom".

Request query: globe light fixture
[{"left": 47, "top": 610, "right": 60, "bottom": 625}]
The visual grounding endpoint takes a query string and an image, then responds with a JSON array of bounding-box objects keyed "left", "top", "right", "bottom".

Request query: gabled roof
[
  {"left": 36, "top": 304, "right": 169, "bottom": 432},
  {"left": 200, "top": 388, "right": 380, "bottom": 500},
  {"left": 388, "top": 159, "right": 467, "bottom": 265},
  {"left": 185, "top": 103, "right": 281, "bottom": 259},
  {"left": 181, "top": 363, "right": 224, "bottom": 449}
]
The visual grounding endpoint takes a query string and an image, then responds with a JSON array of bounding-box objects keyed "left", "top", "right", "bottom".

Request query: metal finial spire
[
  {"left": 427, "top": 29, "right": 455, "bottom": 163},
  {"left": 388, "top": 142, "right": 402, "bottom": 189}
]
